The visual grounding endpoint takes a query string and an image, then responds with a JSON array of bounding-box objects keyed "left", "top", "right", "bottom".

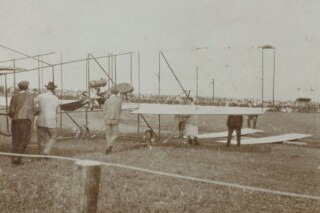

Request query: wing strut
[
  {"left": 89, "top": 53, "right": 115, "bottom": 86},
  {"left": 160, "top": 51, "right": 189, "bottom": 98}
]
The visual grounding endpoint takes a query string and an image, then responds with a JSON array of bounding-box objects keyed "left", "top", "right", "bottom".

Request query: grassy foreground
[{"left": 0, "top": 112, "right": 320, "bottom": 212}]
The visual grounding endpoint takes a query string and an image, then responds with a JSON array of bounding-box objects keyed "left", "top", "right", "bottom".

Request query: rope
[{"left": 0, "top": 152, "right": 319, "bottom": 201}]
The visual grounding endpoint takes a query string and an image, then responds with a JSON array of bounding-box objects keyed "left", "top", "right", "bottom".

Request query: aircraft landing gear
[{"left": 75, "top": 125, "right": 90, "bottom": 139}]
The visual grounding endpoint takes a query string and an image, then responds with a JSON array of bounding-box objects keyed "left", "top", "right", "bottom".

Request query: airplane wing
[
  {"left": 198, "top": 128, "right": 263, "bottom": 139},
  {"left": 131, "top": 103, "right": 268, "bottom": 115},
  {"left": 217, "top": 133, "right": 311, "bottom": 145}
]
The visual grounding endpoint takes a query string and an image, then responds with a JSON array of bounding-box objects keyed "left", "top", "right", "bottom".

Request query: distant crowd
[
  {"left": 131, "top": 94, "right": 320, "bottom": 113},
  {"left": 1, "top": 86, "right": 319, "bottom": 113}
]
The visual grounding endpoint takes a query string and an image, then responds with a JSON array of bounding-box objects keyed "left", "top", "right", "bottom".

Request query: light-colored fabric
[
  {"left": 37, "top": 126, "right": 57, "bottom": 154},
  {"left": 103, "top": 94, "right": 121, "bottom": 150},
  {"left": 186, "top": 124, "right": 198, "bottom": 139},
  {"left": 105, "top": 121, "right": 119, "bottom": 149},
  {"left": 34, "top": 91, "right": 59, "bottom": 128},
  {"left": 103, "top": 95, "right": 121, "bottom": 121}
]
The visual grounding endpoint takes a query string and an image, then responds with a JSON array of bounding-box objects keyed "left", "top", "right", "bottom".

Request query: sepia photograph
[{"left": 0, "top": 0, "right": 319, "bottom": 212}]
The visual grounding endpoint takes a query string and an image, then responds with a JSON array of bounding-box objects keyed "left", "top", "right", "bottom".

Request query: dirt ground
[{"left": 0, "top": 111, "right": 320, "bottom": 212}]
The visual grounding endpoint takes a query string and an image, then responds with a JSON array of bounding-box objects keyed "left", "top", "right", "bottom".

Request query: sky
[{"left": 1, "top": 0, "right": 320, "bottom": 101}]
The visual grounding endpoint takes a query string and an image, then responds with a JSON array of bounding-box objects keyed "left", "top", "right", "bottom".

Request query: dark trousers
[
  {"left": 226, "top": 126, "right": 241, "bottom": 146},
  {"left": 11, "top": 119, "right": 32, "bottom": 164}
]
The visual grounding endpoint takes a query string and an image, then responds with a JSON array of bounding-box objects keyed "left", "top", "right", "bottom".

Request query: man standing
[
  {"left": 175, "top": 98, "right": 188, "bottom": 138},
  {"left": 9, "top": 81, "right": 35, "bottom": 165},
  {"left": 103, "top": 87, "right": 121, "bottom": 154},
  {"left": 226, "top": 115, "right": 243, "bottom": 147},
  {"left": 247, "top": 115, "right": 258, "bottom": 129},
  {"left": 34, "top": 81, "right": 59, "bottom": 155},
  {"left": 185, "top": 97, "right": 199, "bottom": 145}
]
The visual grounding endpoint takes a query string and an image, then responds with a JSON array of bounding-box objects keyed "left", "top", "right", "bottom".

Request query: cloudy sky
[{"left": 1, "top": 0, "right": 320, "bottom": 101}]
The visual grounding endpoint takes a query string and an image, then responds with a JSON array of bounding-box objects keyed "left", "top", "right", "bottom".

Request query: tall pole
[
  {"left": 130, "top": 52, "right": 133, "bottom": 85},
  {"left": 272, "top": 48, "right": 276, "bottom": 107},
  {"left": 5, "top": 75, "right": 9, "bottom": 133},
  {"left": 196, "top": 67, "right": 199, "bottom": 98},
  {"left": 86, "top": 54, "right": 90, "bottom": 126},
  {"left": 52, "top": 66, "right": 55, "bottom": 83},
  {"left": 13, "top": 59, "right": 16, "bottom": 93},
  {"left": 158, "top": 52, "right": 161, "bottom": 101},
  {"left": 138, "top": 52, "right": 141, "bottom": 101},
  {"left": 60, "top": 53, "right": 63, "bottom": 99},
  {"left": 114, "top": 56, "right": 117, "bottom": 85},
  {"left": 212, "top": 78, "right": 214, "bottom": 101},
  {"left": 108, "top": 53, "right": 110, "bottom": 89},
  {"left": 60, "top": 53, "right": 63, "bottom": 137},
  {"left": 38, "top": 56, "right": 41, "bottom": 91},
  {"left": 137, "top": 52, "right": 141, "bottom": 137},
  {"left": 261, "top": 48, "right": 264, "bottom": 109},
  {"left": 158, "top": 51, "right": 161, "bottom": 141}
]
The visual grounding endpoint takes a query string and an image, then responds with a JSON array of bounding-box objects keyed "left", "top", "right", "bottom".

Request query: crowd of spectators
[
  {"left": 1, "top": 86, "right": 319, "bottom": 113},
  {"left": 131, "top": 94, "right": 320, "bottom": 113}
]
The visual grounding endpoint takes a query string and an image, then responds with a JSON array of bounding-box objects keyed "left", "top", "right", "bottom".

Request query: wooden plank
[
  {"left": 71, "top": 160, "right": 102, "bottom": 213},
  {"left": 198, "top": 128, "right": 263, "bottom": 139},
  {"left": 217, "top": 133, "right": 312, "bottom": 145}
]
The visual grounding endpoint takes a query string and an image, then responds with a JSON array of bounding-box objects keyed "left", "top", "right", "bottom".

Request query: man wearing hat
[
  {"left": 103, "top": 87, "right": 122, "bottom": 154},
  {"left": 9, "top": 81, "right": 36, "bottom": 165},
  {"left": 34, "top": 81, "right": 60, "bottom": 155}
]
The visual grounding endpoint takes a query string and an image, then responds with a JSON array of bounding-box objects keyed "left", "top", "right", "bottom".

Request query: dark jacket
[
  {"left": 227, "top": 115, "right": 243, "bottom": 128},
  {"left": 9, "top": 91, "right": 36, "bottom": 120}
]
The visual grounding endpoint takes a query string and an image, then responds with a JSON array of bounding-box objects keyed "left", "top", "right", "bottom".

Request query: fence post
[{"left": 71, "top": 160, "right": 102, "bottom": 213}]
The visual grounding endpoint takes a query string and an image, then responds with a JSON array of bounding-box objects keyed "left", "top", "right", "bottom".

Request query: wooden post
[{"left": 71, "top": 160, "right": 102, "bottom": 213}]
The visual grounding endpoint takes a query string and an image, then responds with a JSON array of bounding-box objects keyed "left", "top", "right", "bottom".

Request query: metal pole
[
  {"left": 52, "top": 66, "right": 55, "bottom": 83},
  {"left": 138, "top": 52, "right": 140, "bottom": 101},
  {"left": 273, "top": 48, "right": 276, "bottom": 107},
  {"left": 60, "top": 53, "right": 63, "bottom": 137},
  {"left": 261, "top": 48, "right": 264, "bottom": 110},
  {"left": 137, "top": 52, "right": 141, "bottom": 137},
  {"left": 196, "top": 67, "right": 199, "bottom": 98},
  {"left": 158, "top": 51, "right": 161, "bottom": 141},
  {"left": 111, "top": 54, "right": 113, "bottom": 84},
  {"left": 38, "top": 56, "right": 41, "bottom": 91},
  {"left": 61, "top": 53, "right": 63, "bottom": 99},
  {"left": 212, "top": 78, "right": 214, "bottom": 101},
  {"left": 86, "top": 54, "right": 89, "bottom": 126},
  {"left": 114, "top": 56, "right": 117, "bottom": 85},
  {"left": 5, "top": 75, "right": 9, "bottom": 133},
  {"left": 41, "top": 57, "right": 43, "bottom": 91},
  {"left": 13, "top": 59, "right": 16, "bottom": 93},
  {"left": 108, "top": 53, "right": 110, "bottom": 89},
  {"left": 130, "top": 52, "right": 133, "bottom": 85}
]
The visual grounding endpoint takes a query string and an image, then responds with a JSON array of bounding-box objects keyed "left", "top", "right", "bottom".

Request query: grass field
[{"left": 0, "top": 111, "right": 320, "bottom": 212}]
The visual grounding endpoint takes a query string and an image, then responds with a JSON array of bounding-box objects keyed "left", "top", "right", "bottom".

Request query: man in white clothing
[{"left": 34, "top": 81, "right": 60, "bottom": 155}]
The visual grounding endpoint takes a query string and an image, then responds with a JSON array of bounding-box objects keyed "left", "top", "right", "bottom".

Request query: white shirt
[{"left": 34, "top": 91, "right": 59, "bottom": 128}]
